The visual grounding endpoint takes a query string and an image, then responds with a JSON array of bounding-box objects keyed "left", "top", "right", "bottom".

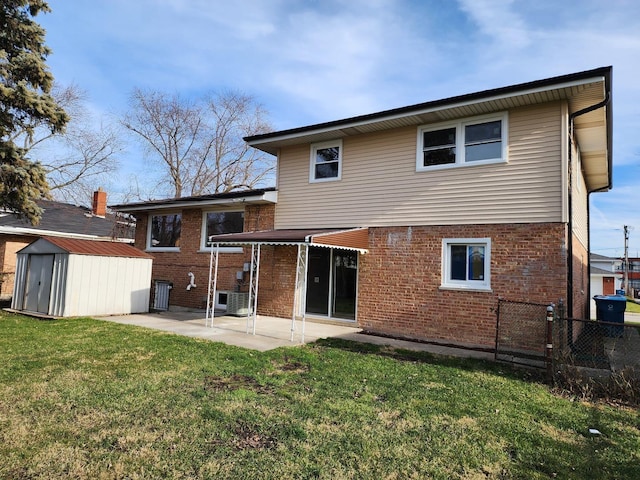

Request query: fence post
[{"left": 546, "top": 304, "right": 554, "bottom": 382}]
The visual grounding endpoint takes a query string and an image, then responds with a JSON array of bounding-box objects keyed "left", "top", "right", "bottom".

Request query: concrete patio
[
  {"left": 97, "top": 310, "right": 363, "bottom": 352},
  {"left": 96, "top": 309, "right": 496, "bottom": 359}
]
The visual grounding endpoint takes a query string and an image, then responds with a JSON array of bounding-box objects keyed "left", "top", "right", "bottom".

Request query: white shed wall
[
  {"left": 63, "top": 254, "right": 152, "bottom": 316},
  {"left": 11, "top": 253, "right": 28, "bottom": 311}
]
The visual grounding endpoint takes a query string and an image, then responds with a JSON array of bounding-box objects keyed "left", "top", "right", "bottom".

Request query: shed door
[{"left": 24, "top": 255, "right": 55, "bottom": 314}]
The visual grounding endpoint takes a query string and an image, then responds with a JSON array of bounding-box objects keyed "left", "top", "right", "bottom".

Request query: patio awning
[
  {"left": 207, "top": 227, "right": 369, "bottom": 254},
  {"left": 205, "top": 227, "right": 368, "bottom": 342}
]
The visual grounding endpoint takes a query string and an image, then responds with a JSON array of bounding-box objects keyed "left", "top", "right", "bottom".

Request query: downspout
[{"left": 567, "top": 88, "right": 611, "bottom": 318}]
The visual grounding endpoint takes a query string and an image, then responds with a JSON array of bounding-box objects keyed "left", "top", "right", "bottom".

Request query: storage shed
[{"left": 11, "top": 237, "right": 153, "bottom": 317}]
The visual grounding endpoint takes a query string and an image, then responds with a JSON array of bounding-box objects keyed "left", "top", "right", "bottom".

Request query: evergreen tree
[{"left": 0, "top": 0, "right": 68, "bottom": 224}]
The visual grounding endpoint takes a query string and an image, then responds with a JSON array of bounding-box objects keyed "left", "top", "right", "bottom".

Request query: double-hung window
[
  {"left": 201, "top": 210, "right": 244, "bottom": 252},
  {"left": 148, "top": 213, "right": 181, "bottom": 251},
  {"left": 417, "top": 113, "right": 507, "bottom": 171},
  {"left": 442, "top": 238, "right": 491, "bottom": 290},
  {"left": 310, "top": 139, "right": 342, "bottom": 182}
]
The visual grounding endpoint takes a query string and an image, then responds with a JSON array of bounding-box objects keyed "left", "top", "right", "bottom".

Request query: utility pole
[{"left": 624, "top": 225, "right": 629, "bottom": 295}]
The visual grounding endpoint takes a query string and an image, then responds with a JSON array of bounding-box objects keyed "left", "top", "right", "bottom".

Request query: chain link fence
[
  {"left": 495, "top": 298, "right": 640, "bottom": 403},
  {"left": 553, "top": 302, "right": 640, "bottom": 404},
  {"left": 495, "top": 299, "right": 550, "bottom": 368}
]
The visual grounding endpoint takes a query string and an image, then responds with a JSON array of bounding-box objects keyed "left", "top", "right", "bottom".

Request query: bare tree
[
  {"left": 121, "top": 89, "right": 202, "bottom": 198},
  {"left": 122, "top": 88, "right": 274, "bottom": 198},
  {"left": 13, "top": 83, "right": 122, "bottom": 206}
]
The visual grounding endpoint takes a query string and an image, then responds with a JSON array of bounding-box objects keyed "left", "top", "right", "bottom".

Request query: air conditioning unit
[{"left": 226, "top": 292, "right": 251, "bottom": 316}]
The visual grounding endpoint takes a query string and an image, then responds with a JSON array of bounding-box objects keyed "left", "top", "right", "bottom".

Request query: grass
[
  {"left": 1, "top": 312, "right": 639, "bottom": 479},
  {"left": 626, "top": 299, "right": 640, "bottom": 314}
]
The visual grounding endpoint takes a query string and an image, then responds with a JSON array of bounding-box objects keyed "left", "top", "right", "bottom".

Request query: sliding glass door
[{"left": 305, "top": 247, "right": 358, "bottom": 321}]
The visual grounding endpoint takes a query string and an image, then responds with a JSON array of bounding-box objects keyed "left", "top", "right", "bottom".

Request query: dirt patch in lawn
[{"left": 204, "top": 374, "right": 274, "bottom": 394}]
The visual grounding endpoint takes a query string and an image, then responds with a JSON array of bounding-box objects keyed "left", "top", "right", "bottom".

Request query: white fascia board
[
  {"left": 115, "top": 191, "right": 278, "bottom": 213},
  {"left": 0, "top": 226, "right": 107, "bottom": 240}
]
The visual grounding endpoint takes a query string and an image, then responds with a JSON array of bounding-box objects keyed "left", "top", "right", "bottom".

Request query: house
[
  {"left": 617, "top": 257, "right": 640, "bottom": 298},
  {"left": 113, "top": 67, "right": 612, "bottom": 349},
  {"left": 0, "top": 190, "right": 134, "bottom": 303},
  {"left": 110, "top": 189, "right": 278, "bottom": 311},
  {"left": 590, "top": 253, "right": 623, "bottom": 317}
]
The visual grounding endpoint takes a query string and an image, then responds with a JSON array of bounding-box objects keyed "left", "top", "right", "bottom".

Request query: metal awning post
[
  {"left": 206, "top": 242, "right": 219, "bottom": 328},
  {"left": 301, "top": 243, "right": 309, "bottom": 343},
  {"left": 252, "top": 243, "right": 261, "bottom": 335},
  {"left": 291, "top": 243, "right": 308, "bottom": 342},
  {"left": 246, "top": 244, "right": 255, "bottom": 334},
  {"left": 246, "top": 243, "right": 261, "bottom": 335}
]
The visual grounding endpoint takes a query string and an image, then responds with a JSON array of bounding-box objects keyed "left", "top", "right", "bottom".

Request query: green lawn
[
  {"left": 626, "top": 299, "right": 640, "bottom": 314},
  {"left": 1, "top": 312, "right": 639, "bottom": 479}
]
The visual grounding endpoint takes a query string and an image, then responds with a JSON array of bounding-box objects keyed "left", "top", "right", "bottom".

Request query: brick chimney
[{"left": 92, "top": 188, "right": 107, "bottom": 217}]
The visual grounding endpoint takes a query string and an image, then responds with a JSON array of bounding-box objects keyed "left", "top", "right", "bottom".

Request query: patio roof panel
[{"left": 208, "top": 227, "right": 369, "bottom": 253}]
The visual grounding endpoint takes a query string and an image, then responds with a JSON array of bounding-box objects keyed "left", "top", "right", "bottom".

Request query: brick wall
[
  {"left": 131, "top": 210, "right": 573, "bottom": 347},
  {"left": 250, "top": 222, "right": 569, "bottom": 349},
  {"left": 0, "top": 236, "right": 32, "bottom": 300},
  {"left": 253, "top": 245, "right": 298, "bottom": 318},
  {"left": 133, "top": 203, "right": 275, "bottom": 310},
  {"left": 245, "top": 204, "right": 275, "bottom": 232},
  {"left": 357, "top": 223, "right": 568, "bottom": 348}
]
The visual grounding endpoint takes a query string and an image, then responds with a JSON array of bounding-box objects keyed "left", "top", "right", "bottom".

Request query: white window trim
[
  {"left": 146, "top": 212, "right": 181, "bottom": 252},
  {"left": 310, "top": 139, "right": 343, "bottom": 183},
  {"left": 416, "top": 112, "right": 508, "bottom": 172},
  {"left": 199, "top": 209, "right": 244, "bottom": 253},
  {"left": 441, "top": 238, "right": 492, "bottom": 291}
]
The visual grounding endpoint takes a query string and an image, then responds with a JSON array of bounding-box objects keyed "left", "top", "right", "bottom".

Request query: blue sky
[{"left": 38, "top": 0, "right": 640, "bottom": 256}]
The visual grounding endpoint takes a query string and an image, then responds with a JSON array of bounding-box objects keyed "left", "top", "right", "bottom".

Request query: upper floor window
[
  {"left": 441, "top": 238, "right": 491, "bottom": 291},
  {"left": 148, "top": 213, "right": 181, "bottom": 251},
  {"left": 201, "top": 210, "right": 244, "bottom": 252},
  {"left": 310, "top": 139, "right": 342, "bottom": 183},
  {"left": 417, "top": 113, "right": 507, "bottom": 171}
]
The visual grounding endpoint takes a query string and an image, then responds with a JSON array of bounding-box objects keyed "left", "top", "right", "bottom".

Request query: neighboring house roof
[
  {"left": 20, "top": 236, "right": 152, "bottom": 259},
  {"left": 110, "top": 187, "right": 278, "bottom": 213},
  {"left": 590, "top": 253, "right": 619, "bottom": 261},
  {"left": 0, "top": 199, "right": 133, "bottom": 240},
  {"left": 591, "top": 266, "right": 622, "bottom": 276},
  {"left": 245, "top": 66, "right": 612, "bottom": 193}
]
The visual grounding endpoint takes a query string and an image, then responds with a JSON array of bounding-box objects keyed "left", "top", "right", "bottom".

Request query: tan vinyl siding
[
  {"left": 572, "top": 145, "right": 589, "bottom": 249},
  {"left": 275, "top": 102, "right": 565, "bottom": 229}
]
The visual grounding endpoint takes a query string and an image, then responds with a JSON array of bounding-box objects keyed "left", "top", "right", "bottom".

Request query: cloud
[{"left": 457, "top": 0, "right": 531, "bottom": 49}]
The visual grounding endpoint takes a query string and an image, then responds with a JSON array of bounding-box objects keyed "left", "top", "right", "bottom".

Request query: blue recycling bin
[{"left": 593, "top": 295, "right": 626, "bottom": 337}]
